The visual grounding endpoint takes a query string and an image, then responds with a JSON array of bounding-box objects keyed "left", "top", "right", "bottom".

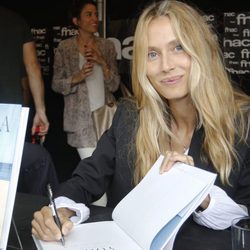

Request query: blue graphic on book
[
  {"left": 0, "top": 163, "right": 12, "bottom": 180},
  {"left": 0, "top": 104, "right": 22, "bottom": 181}
]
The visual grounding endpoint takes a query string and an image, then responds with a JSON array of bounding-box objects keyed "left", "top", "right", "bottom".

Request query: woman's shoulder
[
  {"left": 117, "top": 97, "right": 138, "bottom": 113},
  {"left": 111, "top": 97, "right": 139, "bottom": 134},
  {"left": 57, "top": 36, "right": 77, "bottom": 48},
  {"left": 112, "top": 97, "right": 138, "bottom": 123},
  {"left": 96, "top": 37, "right": 115, "bottom": 49}
]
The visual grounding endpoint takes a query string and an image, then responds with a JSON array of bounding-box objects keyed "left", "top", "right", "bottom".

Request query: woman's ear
[{"left": 72, "top": 17, "right": 79, "bottom": 27}]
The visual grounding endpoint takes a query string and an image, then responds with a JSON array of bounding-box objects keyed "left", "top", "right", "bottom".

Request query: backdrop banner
[
  {"left": 30, "top": 13, "right": 250, "bottom": 94},
  {"left": 223, "top": 12, "right": 250, "bottom": 75}
]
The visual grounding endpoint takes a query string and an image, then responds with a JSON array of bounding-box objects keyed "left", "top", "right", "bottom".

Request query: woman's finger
[
  {"left": 32, "top": 207, "right": 58, "bottom": 241},
  {"left": 31, "top": 206, "right": 67, "bottom": 241},
  {"left": 160, "top": 151, "right": 194, "bottom": 174}
]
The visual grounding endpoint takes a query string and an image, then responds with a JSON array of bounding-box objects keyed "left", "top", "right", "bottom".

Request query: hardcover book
[
  {"left": 33, "top": 155, "right": 216, "bottom": 250},
  {"left": 0, "top": 104, "right": 29, "bottom": 250}
]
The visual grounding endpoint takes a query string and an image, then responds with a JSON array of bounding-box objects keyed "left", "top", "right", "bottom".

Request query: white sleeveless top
[{"left": 79, "top": 53, "right": 105, "bottom": 112}]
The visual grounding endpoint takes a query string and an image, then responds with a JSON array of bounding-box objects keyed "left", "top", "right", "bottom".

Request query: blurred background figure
[
  {"left": 0, "top": 5, "right": 49, "bottom": 139},
  {"left": 0, "top": 6, "right": 57, "bottom": 195},
  {"left": 52, "top": 0, "right": 120, "bottom": 160},
  {"left": 18, "top": 142, "right": 58, "bottom": 196}
]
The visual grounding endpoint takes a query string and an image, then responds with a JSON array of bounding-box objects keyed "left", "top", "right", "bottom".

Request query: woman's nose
[{"left": 161, "top": 54, "right": 174, "bottom": 72}]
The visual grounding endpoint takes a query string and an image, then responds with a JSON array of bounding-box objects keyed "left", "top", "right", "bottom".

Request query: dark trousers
[{"left": 17, "top": 142, "right": 59, "bottom": 196}]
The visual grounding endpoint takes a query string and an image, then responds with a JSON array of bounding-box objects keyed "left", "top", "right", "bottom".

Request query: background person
[
  {"left": 52, "top": 0, "right": 120, "bottom": 160},
  {"left": 0, "top": 6, "right": 56, "bottom": 195},
  {"left": 0, "top": 5, "right": 49, "bottom": 139},
  {"left": 32, "top": 0, "right": 249, "bottom": 243}
]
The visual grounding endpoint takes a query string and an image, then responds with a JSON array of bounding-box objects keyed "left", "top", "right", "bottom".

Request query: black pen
[{"left": 47, "top": 184, "right": 65, "bottom": 246}]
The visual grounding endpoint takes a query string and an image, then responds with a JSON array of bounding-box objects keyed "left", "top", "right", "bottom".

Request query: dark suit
[{"left": 55, "top": 99, "right": 250, "bottom": 212}]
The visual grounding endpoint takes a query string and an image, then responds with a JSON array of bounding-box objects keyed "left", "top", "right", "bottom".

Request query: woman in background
[
  {"left": 32, "top": 0, "right": 249, "bottom": 246},
  {"left": 52, "top": 0, "right": 120, "bottom": 159}
]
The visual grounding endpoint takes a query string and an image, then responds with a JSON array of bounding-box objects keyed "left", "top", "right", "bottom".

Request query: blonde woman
[{"left": 32, "top": 0, "right": 250, "bottom": 244}]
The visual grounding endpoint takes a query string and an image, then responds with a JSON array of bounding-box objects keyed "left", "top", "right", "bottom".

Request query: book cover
[
  {"left": 0, "top": 104, "right": 29, "bottom": 250},
  {"left": 33, "top": 155, "right": 216, "bottom": 250}
]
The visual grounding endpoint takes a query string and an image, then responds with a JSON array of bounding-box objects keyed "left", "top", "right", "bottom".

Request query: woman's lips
[{"left": 161, "top": 75, "right": 183, "bottom": 85}]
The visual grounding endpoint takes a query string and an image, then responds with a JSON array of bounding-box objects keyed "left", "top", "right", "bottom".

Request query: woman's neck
[
  {"left": 168, "top": 96, "right": 196, "bottom": 129},
  {"left": 77, "top": 31, "right": 95, "bottom": 47},
  {"left": 171, "top": 110, "right": 196, "bottom": 133},
  {"left": 168, "top": 97, "right": 197, "bottom": 152}
]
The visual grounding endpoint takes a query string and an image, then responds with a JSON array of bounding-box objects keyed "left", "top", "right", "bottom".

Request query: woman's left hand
[
  {"left": 160, "top": 151, "right": 194, "bottom": 174},
  {"left": 84, "top": 46, "right": 105, "bottom": 65},
  {"left": 84, "top": 45, "right": 111, "bottom": 80},
  {"left": 160, "top": 151, "right": 211, "bottom": 210}
]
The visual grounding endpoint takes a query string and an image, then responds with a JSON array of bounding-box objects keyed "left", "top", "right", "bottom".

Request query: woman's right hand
[
  {"left": 31, "top": 206, "right": 74, "bottom": 242},
  {"left": 71, "top": 61, "right": 93, "bottom": 85}
]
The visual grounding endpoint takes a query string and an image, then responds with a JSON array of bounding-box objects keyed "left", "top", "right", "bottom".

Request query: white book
[
  {"left": 0, "top": 104, "right": 29, "bottom": 250},
  {"left": 33, "top": 155, "right": 216, "bottom": 250}
]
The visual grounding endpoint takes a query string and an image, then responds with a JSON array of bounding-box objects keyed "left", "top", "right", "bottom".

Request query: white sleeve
[
  {"left": 193, "top": 185, "right": 248, "bottom": 230},
  {"left": 54, "top": 196, "right": 90, "bottom": 225}
]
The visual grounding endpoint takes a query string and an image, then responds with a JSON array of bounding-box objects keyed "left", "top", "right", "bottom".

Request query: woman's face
[
  {"left": 76, "top": 4, "right": 98, "bottom": 34},
  {"left": 146, "top": 16, "right": 191, "bottom": 102}
]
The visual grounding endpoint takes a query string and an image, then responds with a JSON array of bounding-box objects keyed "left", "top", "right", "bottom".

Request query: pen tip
[{"left": 61, "top": 236, "right": 65, "bottom": 246}]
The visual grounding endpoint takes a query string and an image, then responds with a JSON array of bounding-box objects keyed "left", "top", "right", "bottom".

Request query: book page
[
  {"left": 0, "top": 104, "right": 22, "bottom": 238},
  {"left": 0, "top": 105, "right": 29, "bottom": 250},
  {"left": 112, "top": 156, "right": 216, "bottom": 249},
  {"left": 151, "top": 165, "right": 215, "bottom": 250},
  {"left": 33, "top": 221, "right": 142, "bottom": 250}
]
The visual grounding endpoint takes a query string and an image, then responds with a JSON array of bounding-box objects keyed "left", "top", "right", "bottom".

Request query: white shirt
[
  {"left": 79, "top": 53, "right": 105, "bottom": 112},
  {"left": 193, "top": 185, "right": 248, "bottom": 229},
  {"left": 54, "top": 196, "right": 90, "bottom": 225}
]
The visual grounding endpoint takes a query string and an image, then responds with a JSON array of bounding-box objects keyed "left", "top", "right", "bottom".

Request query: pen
[{"left": 47, "top": 184, "right": 65, "bottom": 246}]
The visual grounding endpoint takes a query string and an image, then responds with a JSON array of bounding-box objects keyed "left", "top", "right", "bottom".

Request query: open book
[
  {"left": 33, "top": 155, "right": 216, "bottom": 250},
  {"left": 0, "top": 104, "right": 29, "bottom": 250}
]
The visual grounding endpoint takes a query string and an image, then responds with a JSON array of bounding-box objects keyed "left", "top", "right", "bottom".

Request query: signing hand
[{"left": 31, "top": 206, "right": 74, "bottom": 242}]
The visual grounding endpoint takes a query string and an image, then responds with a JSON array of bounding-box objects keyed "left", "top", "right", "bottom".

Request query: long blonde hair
[{"left": 132, "top": 0, "right": 250, "bottom": 185}]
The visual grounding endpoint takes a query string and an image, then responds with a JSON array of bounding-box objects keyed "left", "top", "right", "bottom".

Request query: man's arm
[
  {"left": 23, "top": 41, "right": 49, "bottom": 137},
  {"left": 21, "top": 76, "right": 32, "bottom": 107}
]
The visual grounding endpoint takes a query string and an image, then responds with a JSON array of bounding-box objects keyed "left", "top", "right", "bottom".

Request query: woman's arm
[{"left": 193, "top": 185, "right": 248, "bottom": 230}]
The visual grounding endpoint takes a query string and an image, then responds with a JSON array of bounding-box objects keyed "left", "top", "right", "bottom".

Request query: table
[
  {"left": 8, "top": 192, "right": 232, "bottom": 250},
  {"left": 7, "top": 193, "right": 48, "bottom": 250}
]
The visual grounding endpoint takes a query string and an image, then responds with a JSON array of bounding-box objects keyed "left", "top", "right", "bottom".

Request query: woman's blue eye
[
  {"left": 175, "top": 44, "right": 183, "bottom": 52},
  {"left": 148, "top": 51, "right": 158, "bottom": 60}
]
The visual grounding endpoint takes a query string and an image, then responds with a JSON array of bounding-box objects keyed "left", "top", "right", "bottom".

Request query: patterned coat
[{"left": 52, "top": 36, "right": 120, "bottom": 147}]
